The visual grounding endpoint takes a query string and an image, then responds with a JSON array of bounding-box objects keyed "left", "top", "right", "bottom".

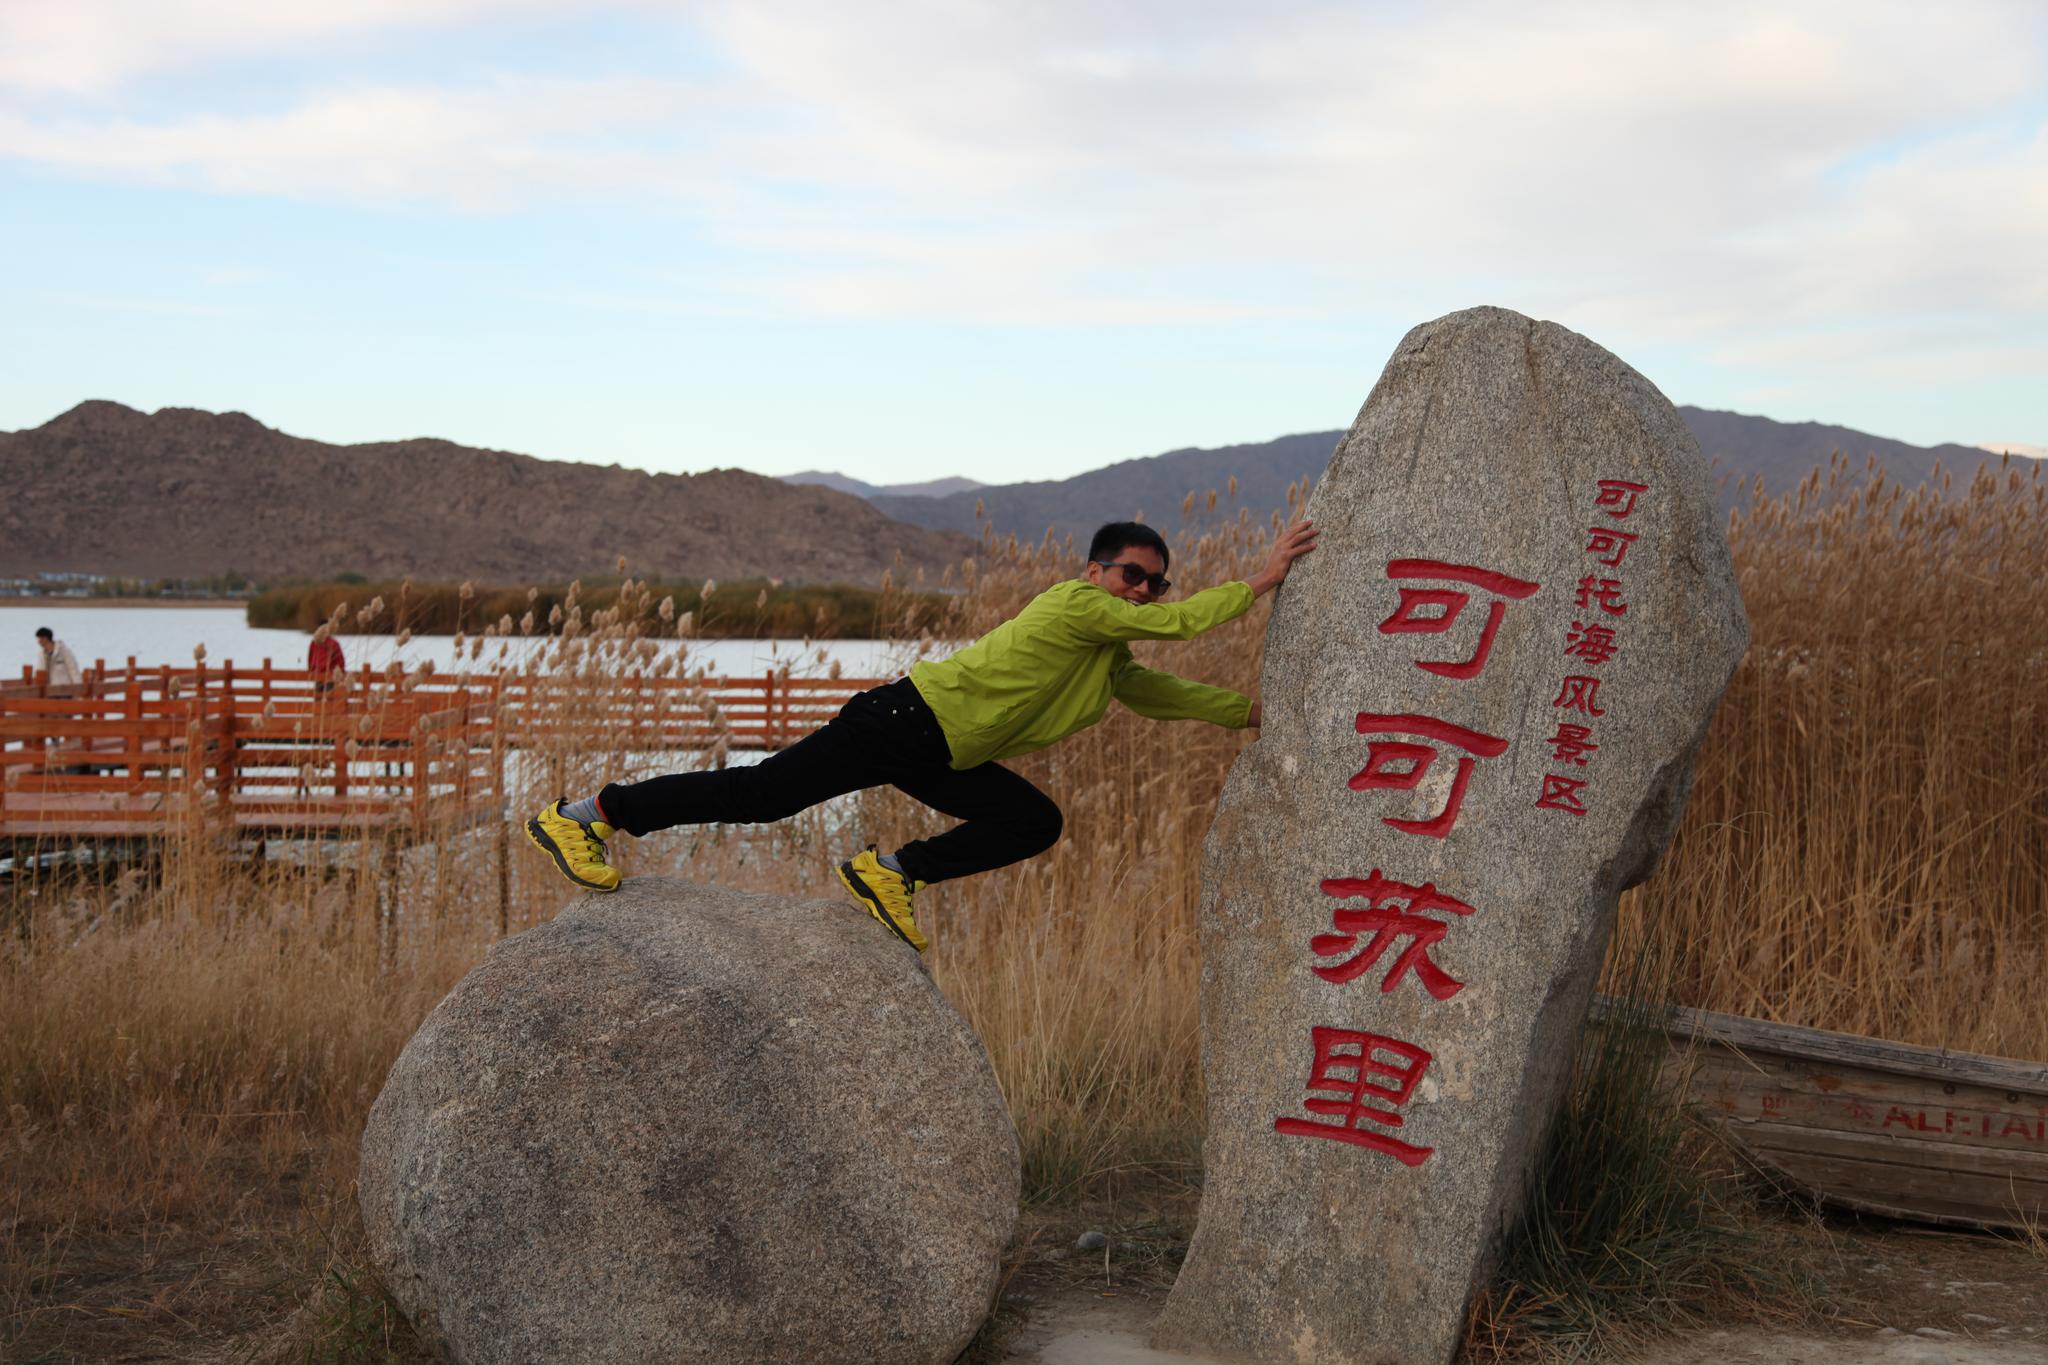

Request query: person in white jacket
[{"left": 35, "top": 626, "right": 82, "bottom": 694}]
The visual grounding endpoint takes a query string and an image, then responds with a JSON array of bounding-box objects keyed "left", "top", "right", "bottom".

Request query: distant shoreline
[{"left": 0, "top": 597, "right": 249, "bottom": 610}]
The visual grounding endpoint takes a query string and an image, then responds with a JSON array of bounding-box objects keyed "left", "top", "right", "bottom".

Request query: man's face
[
  {"left": 36, "top": 635, "right": 52, "bottom": 655},
  {"left": 1086, "top": 543, "right": 1167, "bottom": 605}
]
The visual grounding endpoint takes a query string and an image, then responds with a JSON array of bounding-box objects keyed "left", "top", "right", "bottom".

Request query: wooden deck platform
[{"left": 3, "top": 658, "right": 884, "bottom": 843}]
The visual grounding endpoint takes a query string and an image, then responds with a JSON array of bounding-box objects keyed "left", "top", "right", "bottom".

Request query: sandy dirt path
[
  {"left": 998, "top": 1288, "right": 2048, "bottom": 1364},
  {"left": 1627, "top": 1328, "right": 2048, "bottom": 1363}
]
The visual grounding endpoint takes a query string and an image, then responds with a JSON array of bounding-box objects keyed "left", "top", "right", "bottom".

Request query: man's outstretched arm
[
  {"left": 1065, "top": 518, "right": 1320, "bottom": 644},
  {"left": 1110, "top": 654, "right": 1253, "bottom": 728}
]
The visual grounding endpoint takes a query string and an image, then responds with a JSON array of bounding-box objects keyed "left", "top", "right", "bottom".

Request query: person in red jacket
[{"left": 308, "top": 628, "right": 346, "bottom": 697}]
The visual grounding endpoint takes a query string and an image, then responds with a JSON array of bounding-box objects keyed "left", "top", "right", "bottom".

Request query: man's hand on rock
[{"left": 1247, "top": 519, "right": 1318, "bottom": 598}]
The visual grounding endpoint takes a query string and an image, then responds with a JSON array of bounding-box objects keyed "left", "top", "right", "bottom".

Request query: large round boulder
[{"left": 359, "top": 877, "right": 1020, "bottom": 1364}]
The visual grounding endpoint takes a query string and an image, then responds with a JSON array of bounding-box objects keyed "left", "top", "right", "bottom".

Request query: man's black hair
[
  {"left": 1087, "top": 521, "right": 1170, "bottom": 572},
  {"left": 35, "top": 627, "right": 53, "bottom": 640}
]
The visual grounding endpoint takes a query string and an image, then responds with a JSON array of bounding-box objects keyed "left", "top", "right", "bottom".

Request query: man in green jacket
[{"left": 527, "top": 517, "right": 1317, "bottom": 950}]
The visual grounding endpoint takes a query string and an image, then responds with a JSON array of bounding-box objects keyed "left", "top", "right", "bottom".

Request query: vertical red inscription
[
  {"left": 1376, "top": 559, "right": 1541, "bottom": 680},
  {"left": 1594, "top": 479, "right": 1648, "bottom": 519},
  {"left": 1274, "top": 1027, "right": 1435, "bottom": 1166},
  {"left": 1312, "top": 872, "right": 1477, "bottom": 1000},
  {"left": 1350, "top": 713, "right": 1510, "bottom": 838}
]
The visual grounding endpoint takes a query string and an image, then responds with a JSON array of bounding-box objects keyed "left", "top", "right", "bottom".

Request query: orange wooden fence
[{"left": 2, "top": 657, "right": 883, "bottom": 842}]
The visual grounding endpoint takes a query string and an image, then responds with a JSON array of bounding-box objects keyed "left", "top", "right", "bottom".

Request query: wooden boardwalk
[{"left": 2, "top": 657, "right": 881, "bottom": 843}]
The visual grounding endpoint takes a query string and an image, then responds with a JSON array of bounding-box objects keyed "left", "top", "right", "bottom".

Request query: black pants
[{"left": 597, "top": 678, "right": 1062, "bottom": 885}]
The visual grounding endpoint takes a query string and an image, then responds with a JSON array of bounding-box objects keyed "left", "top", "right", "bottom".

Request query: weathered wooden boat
[{"left": 1598, "top": 998, "right": 2048, "bottom": 1232}]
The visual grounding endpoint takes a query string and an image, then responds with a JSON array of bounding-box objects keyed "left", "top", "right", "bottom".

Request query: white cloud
[
  {"left": 0, "top": 76, "right": 726, "bottom": 211},
  {"left": 0, "top": 0, "right": 560, "bottom": 95},
  {"left": 0, "top": 0, "right": 2043, "bottom": 341}
]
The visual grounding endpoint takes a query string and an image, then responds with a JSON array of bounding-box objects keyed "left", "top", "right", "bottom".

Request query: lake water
[{"left": 1, "top": 604, "right": 926, "bottom": 684}]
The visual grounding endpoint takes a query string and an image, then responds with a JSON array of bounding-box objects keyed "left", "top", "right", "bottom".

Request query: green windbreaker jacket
[{"left": 907, "top": 578, "right": 1256, "bottom": 770}]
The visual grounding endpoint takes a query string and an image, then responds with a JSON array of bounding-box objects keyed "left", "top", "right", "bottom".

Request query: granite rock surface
[
  {"left": 359, "top": 877, "right": 1020, "bottom": 1364},
  {"left": 1155, "top": 306, "right": 1749, "bottom": 1364}
]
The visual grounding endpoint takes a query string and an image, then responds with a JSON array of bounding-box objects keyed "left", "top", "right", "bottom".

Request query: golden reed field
[{"left": 3, "top": 454, "right": 2043, "bottom": 1357}]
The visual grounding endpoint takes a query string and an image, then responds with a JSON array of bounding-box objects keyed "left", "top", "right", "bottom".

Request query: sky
[{"left": 1, "top": 1, "right": 2043, "bottom": 484}]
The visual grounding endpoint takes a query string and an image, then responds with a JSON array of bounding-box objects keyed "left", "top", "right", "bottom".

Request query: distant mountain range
[
  {"left": 0, "top": 399, "right": 2026, "bottom": 587},
  {"left": 779, "top": 470, "right": 986, "bottom": 500},
  {"left": 0, "top": 402, "right": 972, "bottom": 585},
  {"left": 845, "top": 408, "right": 2024, "bottom": 545}
]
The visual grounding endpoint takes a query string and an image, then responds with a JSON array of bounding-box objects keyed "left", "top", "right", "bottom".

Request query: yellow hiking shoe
[
  {"left": 526, "top": 799, "right": 621, "bottom": 891},
  {"left": 837, "top": 846, "right": 928, "bottom": 952}
]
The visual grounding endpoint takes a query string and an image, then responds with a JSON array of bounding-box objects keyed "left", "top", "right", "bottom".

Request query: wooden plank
[
  {"left": 1735, "top": 1118, "right": 2048, "bottom": 1185},
  {"left": 1737, "top": 1122, "right": 2048, "bottom": 1228},
  {"left": 1598, "top": 997, "right": 2048, "bottom": 1091},
  {"left": 12, "top": 777, "right": 180, "bottom": 794},
  {"left": 0, "top": 698, "right": 162, "bottom": 716},
  {"left": 0, "top": 718, "right": 220, "bottom": 740},
  {"left": 2, "top": 820, "right": 172, "bottom": 837},
  {"left": 1685, "top": 1051, "right": 2048, "bottom": 1157}
]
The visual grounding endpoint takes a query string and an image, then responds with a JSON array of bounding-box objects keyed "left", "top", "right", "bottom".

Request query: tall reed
[{"left": 1614, "top": 454, "right": 2048, "bottom": 1057}]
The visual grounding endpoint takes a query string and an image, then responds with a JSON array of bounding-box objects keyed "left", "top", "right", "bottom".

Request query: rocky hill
[
  {"left": 870, "top": 431, "right": 1339, "bottom": 542},
  {"left": 865, "top": 408, "right": 2010, "bottom": 543},
  {"left": 0, "top": 402, "right": 973, "bottom": 585},
  {"left": 1678, "top": 407, "right": 1998, "bottom": 498}
]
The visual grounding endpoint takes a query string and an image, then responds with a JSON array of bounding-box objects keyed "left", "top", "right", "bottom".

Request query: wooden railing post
[
  {"left": 410, "top": 714, "right": 427, "bottom": 828},
  {"left": 219, "top": 661, "right": 239, "bottom": 824},
  {"left": 125, "top": 663, "right": 142, "bottom": 789}
]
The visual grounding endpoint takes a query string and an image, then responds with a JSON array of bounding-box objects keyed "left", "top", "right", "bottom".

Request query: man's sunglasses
[{"left": 1093, "top": 560, "right": 1171, "bottom": 594}]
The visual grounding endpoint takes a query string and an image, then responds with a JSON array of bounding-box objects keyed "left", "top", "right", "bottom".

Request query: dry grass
[
  {"left": 247, "top": 574, "right": 952, "bottom": 640},
  {"left": 2, "top": 456, "right": 2043, "bottom": 1358},
  {"left": 1617, "top": 453, "right": 2048, "bottom": 1058}
]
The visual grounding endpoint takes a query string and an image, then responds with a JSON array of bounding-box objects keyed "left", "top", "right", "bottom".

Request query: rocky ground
[
  {"left": 991, "top": 1201, "right": 2048, "bottom": 1365},
  {"left": 6, "top": 1175, "right": 2043, "bottom": 1360}
]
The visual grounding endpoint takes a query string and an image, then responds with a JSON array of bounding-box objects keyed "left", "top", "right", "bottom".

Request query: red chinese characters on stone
[
  {"left": 1535, "top": 774, "right": 1589, "bottom": 816},
  {"left": 1564, "top": 620, "right": 1620, "bottom": 666},
  {"left": 1535, "top": 478, "right": 1653, "bottom": 820},
  {"left": 1552, "top": 675, "right": 1607, "bottom": 717},
  {"left": 1311, "top": 872, "right": 1477, "bottom": 1001},
  {"left": 1594, "top": 479, "right": 1648, "bottom": 519},
  {"left": 1585, "top": 526, "right": 1637, "bottom": 567},
  {"left": 1546, "top": 722, "right": 1599, "bottom": 765},
  {"left": 1574, "top": 576, "right": 1628, "bottom": 616},
  {"left": 1350, "top": 713, "right": 1510, "bottom": 839},
  {"left": 1274, "top": 1027, "right": 1435, "bottom": 1166},
  {"left": 1376, "top": 558, "right": 1541, "bottom": 680}
]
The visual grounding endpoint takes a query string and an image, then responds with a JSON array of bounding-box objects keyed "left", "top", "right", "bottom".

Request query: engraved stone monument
[{"left": 1154, "top": 306, "right": 1749, "bottom": 1363}]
